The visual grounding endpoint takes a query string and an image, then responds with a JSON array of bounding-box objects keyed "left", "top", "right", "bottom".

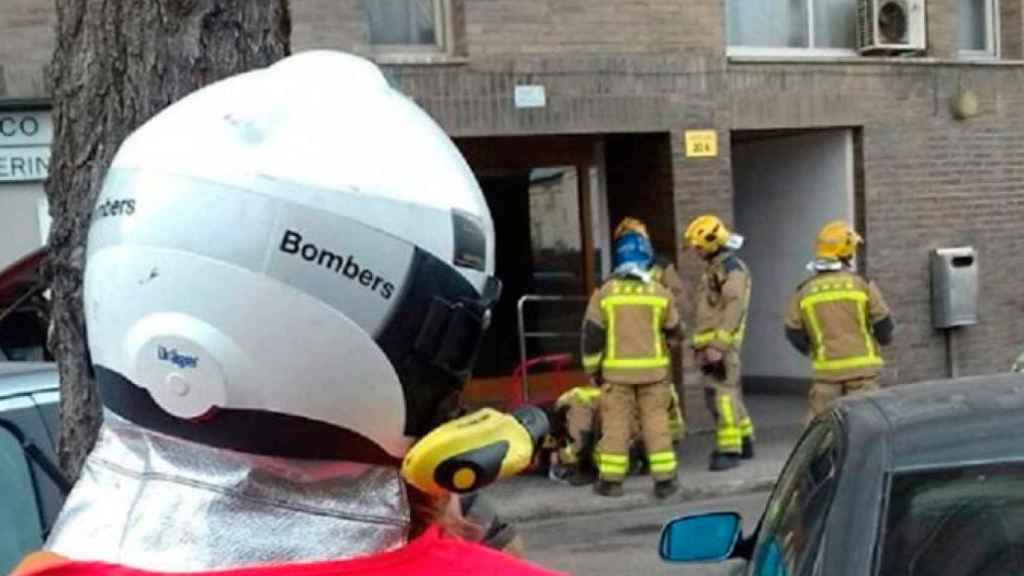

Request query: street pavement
[
  {"left": 487, "top": 391, "right": 807, "bottom": 524},
  {"left": 520, "top": 490, "right": 771, "bottom": 575}
]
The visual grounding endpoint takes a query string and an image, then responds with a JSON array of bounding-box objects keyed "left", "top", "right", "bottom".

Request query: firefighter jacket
[
  {"left": 784, "top": 269, "right": 894, "bottom": 382},
  {"left": 581, "top": 276, "right": 681, "bottom": 385},
  {"left": 650, "top": 256, "right": 690, "bottom": 322},
  {"left": 693, "top": 251, "right": 751, "bottom": 353}
]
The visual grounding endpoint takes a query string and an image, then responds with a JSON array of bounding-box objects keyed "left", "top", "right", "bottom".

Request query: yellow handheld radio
[{"left": 401, "top": 406, "right": 549, "bottom": 496}]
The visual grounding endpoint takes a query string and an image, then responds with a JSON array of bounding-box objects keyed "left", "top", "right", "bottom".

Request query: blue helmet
[{"left": 613, "top": 231, "right": 653, "bottom": 271}]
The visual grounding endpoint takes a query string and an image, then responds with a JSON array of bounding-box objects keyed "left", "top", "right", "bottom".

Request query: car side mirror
[{"left": 659, "top": 512, "right": 742, "bottom": 563}]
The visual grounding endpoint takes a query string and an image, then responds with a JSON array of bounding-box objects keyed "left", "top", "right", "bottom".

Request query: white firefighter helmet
[{"left": 84, "top": 51, "right": 499, "bottom": 464}]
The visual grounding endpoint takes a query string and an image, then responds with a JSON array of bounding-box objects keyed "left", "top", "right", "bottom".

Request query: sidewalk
[{"left": 488, "top": 390, "right": 808, "bottom": 523}]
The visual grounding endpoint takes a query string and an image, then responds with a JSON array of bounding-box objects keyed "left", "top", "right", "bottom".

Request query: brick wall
[
  {"left": 1002, "top": 0, "right": 1024, "bottom": 59},
  {"left": 1, "top": 0, "right": 1022, "bottom": 385},
  {"left": 726, "top": 62, "right": 1024, "bottom": 384},
  {"left": 463, "top": 0, "right": 722, "bottom": 56}
]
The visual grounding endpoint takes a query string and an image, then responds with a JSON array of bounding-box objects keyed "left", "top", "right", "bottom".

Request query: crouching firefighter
[
  {"left": 553, "top": 384, "right": 685, "bottom": 486},
  {"left": 581, "top": 229, "right": 683, "bottom": 499},
  {"left": 13, "top": 51, "right": 561, "bottom": 576}
]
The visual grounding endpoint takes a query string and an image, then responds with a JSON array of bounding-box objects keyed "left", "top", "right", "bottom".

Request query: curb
[{"left": 501, "top": 474, "right": 778, "bottom": 524}]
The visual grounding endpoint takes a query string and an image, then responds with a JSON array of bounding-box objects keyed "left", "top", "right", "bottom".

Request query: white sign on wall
[
  {"left": 514, "top": 85, "right": 547, "bottom": 109},
  {"left": 0, "top": 111, "right": 52, "bottom": 183}
]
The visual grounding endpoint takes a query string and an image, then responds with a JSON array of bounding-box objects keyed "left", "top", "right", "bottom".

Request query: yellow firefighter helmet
[
  {"left": 684, "top": 214, "right": 730, "bottom": 253},
  {"left": 816, "top": 220, "right": 863, "bottom": 260}
]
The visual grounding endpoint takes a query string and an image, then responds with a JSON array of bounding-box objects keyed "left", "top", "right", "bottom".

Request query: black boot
[
  {"left": 741, "top": 437, "right": 755, "bottom": 460},
  {"left": 568, "top": 466, "right": 597, "bottom": 486},
  {"left": 654, "top": 479, "right": 679, "bottom": 499},
  {"left": 709, "top": 452, "right": 740, "bottom": 472},
  {"left": 594, "top": 480, "right": 624, "bottom": 498}
]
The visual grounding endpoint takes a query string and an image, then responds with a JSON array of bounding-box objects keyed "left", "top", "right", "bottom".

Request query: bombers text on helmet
[
  {"left": 84, "top": 51, "right": 499, "bottom": 466},
  {"left": 816, "top": 220, "right": 863, "bottom": 260},
  {"left": 684, "top": 214, "right": 730, "bottom": 253}
]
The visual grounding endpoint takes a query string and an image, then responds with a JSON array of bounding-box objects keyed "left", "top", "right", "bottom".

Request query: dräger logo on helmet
[
  {"left": 158, "top": 346, "right": 199, "bottom": 369},
  {"left": 279, "top": 229, "right": 396, "bottom": 300}
]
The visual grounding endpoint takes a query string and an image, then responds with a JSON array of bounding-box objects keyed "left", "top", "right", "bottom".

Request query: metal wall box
[{"left": 931, "top": 247, "right": 979, "bottom": 328}]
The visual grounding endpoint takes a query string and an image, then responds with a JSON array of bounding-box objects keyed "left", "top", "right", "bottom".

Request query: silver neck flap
[{"left": 46, "top": 414, "right": 410, "bottom": 571}]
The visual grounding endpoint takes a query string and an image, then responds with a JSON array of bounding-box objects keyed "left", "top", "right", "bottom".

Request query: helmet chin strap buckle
[{"left": 414, "top": 297, "right": 488, "bottom": 381}]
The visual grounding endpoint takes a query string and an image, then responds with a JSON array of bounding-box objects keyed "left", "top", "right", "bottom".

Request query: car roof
[
  {"left": 840, "top": 373, "right": 1024, "bottom": 472},
  {"left": 0, "top": 362, "right": 58, "bottom": 401}
]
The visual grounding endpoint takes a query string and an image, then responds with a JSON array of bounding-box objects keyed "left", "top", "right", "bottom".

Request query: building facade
[{"left": 2, "top": 0, "right": 1023, "bottom": 390}]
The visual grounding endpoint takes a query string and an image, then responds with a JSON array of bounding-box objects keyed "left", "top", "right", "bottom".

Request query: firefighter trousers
[
  {"left": 596, "top": 380, "right": 677, "bottom": 483},
  {"left": 702, "top": 351, "right": 754, "bottom": 456},
  {"left": 807, "top": 376, "right": 879, "bottom": 421}
]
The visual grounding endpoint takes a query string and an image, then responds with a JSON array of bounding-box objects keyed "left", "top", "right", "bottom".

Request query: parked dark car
[
  {"left": 0, "top": 248, "right": 50, "bottom": 363},
  {"left": 660, "top": 373, "right": 1024, "bottom": 576},
  {"left": 0, "top": 362, "right": 67, "bottom": 575}
]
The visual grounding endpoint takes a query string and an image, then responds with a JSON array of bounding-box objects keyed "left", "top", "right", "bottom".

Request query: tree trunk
[{"left": 46, "top": 0, "right": 290, "bottom": 479}]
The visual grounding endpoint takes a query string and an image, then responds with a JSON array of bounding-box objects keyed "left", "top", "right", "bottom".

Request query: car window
[
  {"left": 0, "top": 426, "right": 44, "bottom": 575},
  {"left": 751, "top": 419, "right": 841, "bottom": 576},
  {"left": 879, "top": 462, "right": 1024, "bottom": 576}
]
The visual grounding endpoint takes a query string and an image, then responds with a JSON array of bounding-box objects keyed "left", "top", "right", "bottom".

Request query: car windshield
[{"left": 879, "top": 462, "right": 1024, "bottom": 576}]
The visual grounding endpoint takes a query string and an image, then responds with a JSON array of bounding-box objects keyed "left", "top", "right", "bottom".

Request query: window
[
  {"left": 365, "top": 0, "right": 449, "bottom": 52},
  {"left": 879, "top": 462, "right": 1024, "bottom": 575},
  {"left": 0, "top": 426, "right": 44, "bottom": 575},
  {"left": 751, "top": 419, "right": 842, "bottom": 576},
  {"left": 959, "top": 0, "right": 999, "bottom": 58},
  {"left": 728, "top": 0, "right": 858, "bottom": 55}
]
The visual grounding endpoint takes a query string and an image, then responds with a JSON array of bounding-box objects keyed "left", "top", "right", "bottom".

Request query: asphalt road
[{"left": 520, "top": 490, "right": 770, "bottom": 576}]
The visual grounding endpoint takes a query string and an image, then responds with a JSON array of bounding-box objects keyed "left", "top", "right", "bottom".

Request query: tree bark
[{"left": 46, "top": 0, "right": 290, "bottom": 479}]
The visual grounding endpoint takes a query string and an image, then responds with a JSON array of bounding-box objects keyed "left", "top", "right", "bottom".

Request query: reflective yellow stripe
[
  {"left": 718, "top": 394, "right": 735, "bottom": 427},
  {"left": 814, "top": 355, "right": 884, "bottom": 371},
  {"left": 739, "top": 418, "right": 755, "bottom": 439},
  {"left": 653, "top": 305, "right": 664, "bottom": 360},
  {"left": 560, "top": 446, "right": 578, "bottom": 465},
  {"left": 599, "top": 288, "right": 669, "bottom": 372},
  {"left": 694, "top": 329, "right": 736, "bottom": 346},
  {"left": 574, "top": 388, "right": 602, "bottom": 402},
  {"left": 557, "top": 386, "right": 603, "bottom": 408},
  {"left": 597, "top": 453, "right": 628, "bottom": 475},
  {"left": 800, "top": 289, "right": 884, "bottom": 372},
  {"left": 583, "top": 353, "right": 603, "bottom": 371},
  {"left": 603, "top": 357, "right": 671, "bottom": 369},
  {"left": 649, "top": 452, "right": 676, "bottom": 464},
  {"left": 717, "top": 395, "right": 742, "bottom": 451},
  {"left": 606, "top": 298, "right": 617, "bottom": 361},
  {"left": 650, "top": 455, "right": 678, "bottom": 473},
  {"left": 856, "top": 295, "right": 879, "bottom": 365},
  {"left": 601, "top": 295, "right": 669, "bottom": 309}
]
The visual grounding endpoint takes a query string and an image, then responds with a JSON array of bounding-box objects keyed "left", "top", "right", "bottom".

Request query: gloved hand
[{"left": 702, "top": 347, "right": 724, "bottom": 364}]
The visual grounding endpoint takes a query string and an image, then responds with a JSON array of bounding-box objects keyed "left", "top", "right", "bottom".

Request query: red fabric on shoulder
[{"left": 15, "top": 526, "right": 564, "bottom": 576}]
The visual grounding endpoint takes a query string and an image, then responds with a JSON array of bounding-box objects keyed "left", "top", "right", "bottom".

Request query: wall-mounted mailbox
[{"left": 931, "top": 246, "right": 978, "bottom": 328}]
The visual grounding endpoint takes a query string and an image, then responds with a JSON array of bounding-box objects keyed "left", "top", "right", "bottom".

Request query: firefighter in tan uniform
[
  {"left": 614, "top": 218, "right": 691, "bottom": 412},
  {"left": 581, "top": 228, "right": 683, "bottom": 498},
  {"left": 785, "top": 220, "right": 894, "bottom": 420},
  {"left": 685, "top": 214, "right": 755, "bottom": 472},
  {"left": 553, "top": 384, "right": 684, "bottom": 486}
]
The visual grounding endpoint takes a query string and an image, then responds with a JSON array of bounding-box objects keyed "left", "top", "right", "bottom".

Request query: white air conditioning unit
[{"left": 857, "top": 0, "right": 927, "bottom": 54}]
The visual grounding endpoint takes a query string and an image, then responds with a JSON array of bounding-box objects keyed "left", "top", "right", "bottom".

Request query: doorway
[
  {"left": 456, "top": 136, "right": 610, "bottom": 406},
  {"left": 732, "top": 129, "right": 858, "bottom": 392}
]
